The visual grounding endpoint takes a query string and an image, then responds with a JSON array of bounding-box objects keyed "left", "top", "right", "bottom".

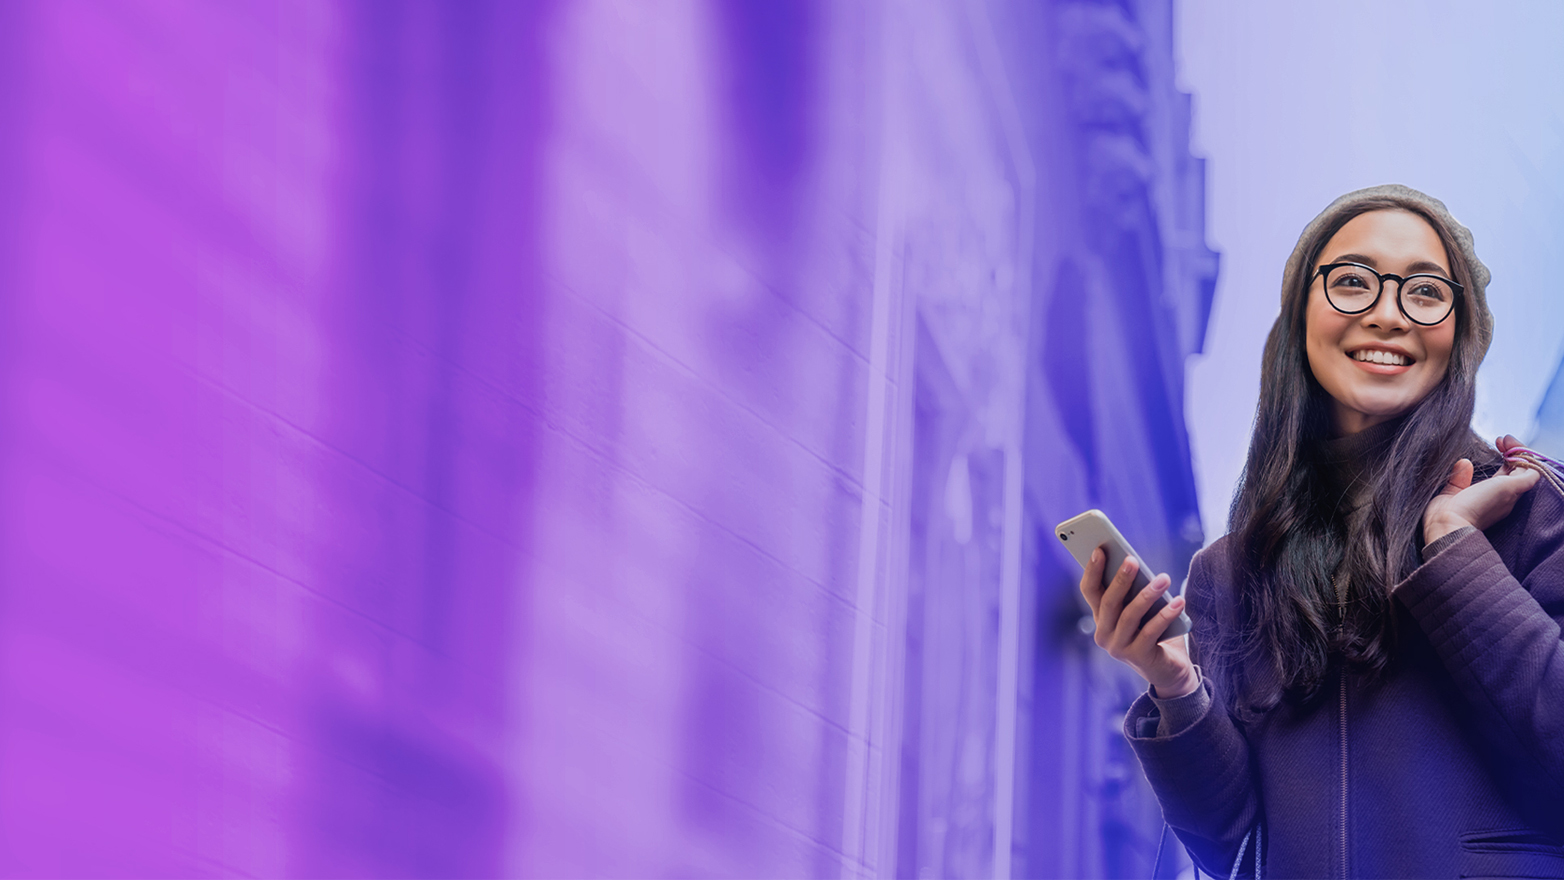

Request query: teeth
[{"left": 1352, "top": 349, "right": 1411, "bottom": 366}]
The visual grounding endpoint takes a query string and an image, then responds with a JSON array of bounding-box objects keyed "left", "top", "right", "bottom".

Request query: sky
[{"left": 1175, "top": 0, "right": 1564, "bottom": 539}]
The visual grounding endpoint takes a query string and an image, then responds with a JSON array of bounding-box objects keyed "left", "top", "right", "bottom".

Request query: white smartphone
[{"left": 1055, "top": 509, "right": 1191, "bottom": 641}]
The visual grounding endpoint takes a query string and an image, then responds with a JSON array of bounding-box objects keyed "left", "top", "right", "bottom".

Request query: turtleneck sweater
[{"left": 1317, "top": 416, "right": 1404, "bottom": 515}]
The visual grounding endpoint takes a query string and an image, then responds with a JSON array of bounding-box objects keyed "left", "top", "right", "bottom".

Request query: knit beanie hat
[{"left": 1280, "top": 184, "right": 1494, "bottom": 367}]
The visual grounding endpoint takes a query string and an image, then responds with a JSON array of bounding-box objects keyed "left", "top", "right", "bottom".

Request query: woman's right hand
[{"left": 1079, "top": 547, "right": 1199, "bottom": 698}]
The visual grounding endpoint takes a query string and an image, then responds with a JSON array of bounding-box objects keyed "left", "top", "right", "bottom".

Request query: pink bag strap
[{"left": 1503, "top": 445, "right": 1564, "bottom": 497}]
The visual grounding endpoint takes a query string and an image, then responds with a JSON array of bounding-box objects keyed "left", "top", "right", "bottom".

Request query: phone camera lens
[{"left": 1059, "top": 533, "right": 1068, "bottom": 541}]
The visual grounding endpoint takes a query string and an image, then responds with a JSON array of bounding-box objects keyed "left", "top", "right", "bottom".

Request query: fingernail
[
  {"left": 1171, "top": 596, "right": 1186, "bottom": 609},
  {"left": 1090, "top": 548, "right": 1101, "bottom": 563},
  {"left": 1152, "top": 579, "right": 1168, "bottom": 592}
]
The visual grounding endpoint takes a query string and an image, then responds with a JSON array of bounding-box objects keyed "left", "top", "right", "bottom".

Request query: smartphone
[{"left": 1055, "top": 509, "right": 1191, "bottom": 641}]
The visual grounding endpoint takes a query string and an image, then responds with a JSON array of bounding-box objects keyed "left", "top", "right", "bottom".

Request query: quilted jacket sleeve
[
  {"left": 1124, "top": 543, "right": 1261, "bottom": 878},
  {"left": 1394, "top": 486, "right": 1564, "bottom": 795}
]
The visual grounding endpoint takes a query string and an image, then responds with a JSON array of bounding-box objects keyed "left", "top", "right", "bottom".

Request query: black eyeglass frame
[{"left": 1312, "top": 261, "right": 1463, "bottom": 326}]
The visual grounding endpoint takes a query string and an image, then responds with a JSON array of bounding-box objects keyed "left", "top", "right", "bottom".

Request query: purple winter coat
[{"left": 1126, "top": 484, "right": 1564, "bottom": 879}]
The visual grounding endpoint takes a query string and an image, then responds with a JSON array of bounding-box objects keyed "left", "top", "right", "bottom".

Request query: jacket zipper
[
  {"left": 1334, "top": 572, "right": 1349, "bottom": 880},
  {"left": 1338, "top": 669, "right": 1348, "bottom": 879}
]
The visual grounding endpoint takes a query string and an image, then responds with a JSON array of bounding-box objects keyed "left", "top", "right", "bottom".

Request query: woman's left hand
[{"left": 1423, "top": 435, "right": 1542, "bottom": 544}]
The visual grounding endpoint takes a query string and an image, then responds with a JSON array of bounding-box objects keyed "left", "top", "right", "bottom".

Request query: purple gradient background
[
  {"left": 4, "top": 1, "right": 538, "bottom": 874},
  {"left": 35, "top": 1, "right": 1564, "bottom": 878}
]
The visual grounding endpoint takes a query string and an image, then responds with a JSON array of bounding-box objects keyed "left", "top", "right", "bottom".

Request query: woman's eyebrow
[
  {"left": 1325, "top": 253, "right": 1451, "bottom": 275},
  {"left": 1329, "top": 253, "right": 1378, "bottom": 267},
  {"left": 1405, "top": 260, "right": 1451, "bottom": 275}
]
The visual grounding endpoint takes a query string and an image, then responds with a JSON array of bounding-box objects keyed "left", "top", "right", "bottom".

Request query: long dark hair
[{"left": 1216, "top": 197, "right": 1493, "bottom": 720}]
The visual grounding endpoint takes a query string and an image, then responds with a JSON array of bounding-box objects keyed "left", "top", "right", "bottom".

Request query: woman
[{"left": 1080, "top": 184, "right": 1564, "bottom": 878}]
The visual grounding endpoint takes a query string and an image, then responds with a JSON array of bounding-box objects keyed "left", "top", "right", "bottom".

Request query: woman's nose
[{"left": 1364, "top": 280, "right": 1411, "bottom": 329}]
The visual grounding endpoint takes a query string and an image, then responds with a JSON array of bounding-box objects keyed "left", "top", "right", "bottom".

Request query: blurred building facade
[
  {"left": 514, "top": 0, "right": 1220, "bottom": 875},
  {"left": 0, "top": 0, "right": 1213, "bottom": 876}
]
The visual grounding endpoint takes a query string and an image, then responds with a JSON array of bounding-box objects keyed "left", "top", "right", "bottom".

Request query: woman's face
[{"left": 1305, "top": 209, "right": 1458, "bottom": 435}]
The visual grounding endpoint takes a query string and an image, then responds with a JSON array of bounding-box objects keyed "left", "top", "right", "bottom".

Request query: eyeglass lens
[{"left": 1324, "top": 265, "right": 1454, "bottom": 325}]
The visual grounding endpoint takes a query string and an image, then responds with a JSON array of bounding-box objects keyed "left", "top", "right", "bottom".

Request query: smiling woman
[{"left": 1077, "top": 185, "right": 1564, "bottom": 878}]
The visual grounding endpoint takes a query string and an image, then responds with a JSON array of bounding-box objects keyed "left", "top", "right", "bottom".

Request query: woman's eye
[
  {"left": 1332, "top": 272, "right": 1370, "bottom": 289},
  {"left": 1408, "top": 282, "right": 1447, "bottom": 302}
]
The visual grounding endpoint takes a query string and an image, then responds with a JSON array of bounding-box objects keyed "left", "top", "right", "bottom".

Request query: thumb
[{"left": 1439, "top": 458, "right": 1474, "bottom": 496}]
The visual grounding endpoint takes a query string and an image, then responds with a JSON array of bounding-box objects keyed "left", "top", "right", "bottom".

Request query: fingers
[
  {"left": 1463, "top": 473, "right": 1533, "bottom": 531},
  {"left": 1431, "top": 464, "right": 1542, "bottom": 535},
  {"left": 1498, "top": 435, "right": 1521, "bottom": 474},
  {"left": 1091, "top": 555, "right": 1138, "bottom": 648},
  {"left": 1100, "top": 556, "right": 1137, "bottom": 622},
  {"left": 1078, "top": 552, "right": 1191, "bottom": 692},
  {"left": 1107, "top": 572, "right": 1169, "bottom": 653},
  {"left": 1474, "top": 464, "right": 1539, "bottom": 502},
  {"left": 1111, "top": 572, "right": 1171, "bottom": 649},
  {"left": 1078, "top": 546, "right": 1107, "bottom": 613},
  {"left": 1498, "top": 464, "right": 1542, "bottom": 493},
  {"left": 1131, "top": 592, "right": 1188, "bottom": 651}
]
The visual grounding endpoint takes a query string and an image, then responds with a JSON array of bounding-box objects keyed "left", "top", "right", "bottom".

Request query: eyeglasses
[{"left": 1313, "top": 261, "right": 1462, "bottom": 326}]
